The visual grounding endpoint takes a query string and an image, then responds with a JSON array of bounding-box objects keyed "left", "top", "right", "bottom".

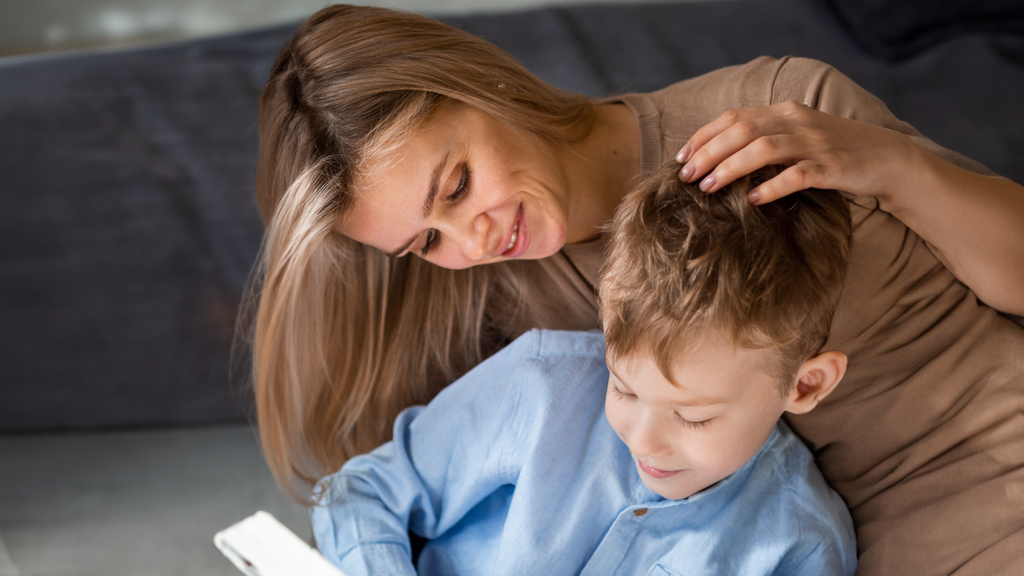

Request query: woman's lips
[
  {"left": 501, "top": 205, "right": 529, "bottom": 258},
  {"left": 637, "top": 459, "right": 681, "bottom": 479}
]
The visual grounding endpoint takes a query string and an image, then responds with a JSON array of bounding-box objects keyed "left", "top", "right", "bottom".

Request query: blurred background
[{"left": 0, "top": 0, "right": 692, "bottom": 57}]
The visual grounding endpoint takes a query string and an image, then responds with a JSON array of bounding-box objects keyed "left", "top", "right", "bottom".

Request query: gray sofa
[{"left": 2, "top": 0, "right": 1022, "bottom": 431}]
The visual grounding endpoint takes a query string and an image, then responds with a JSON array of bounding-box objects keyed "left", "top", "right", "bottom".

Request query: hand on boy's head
[
  {"left": 677, "top": 101, "right": 909, "bottom": 205},
  {"left": 604, "top": 339, "right": 807, "bottom": 501}
]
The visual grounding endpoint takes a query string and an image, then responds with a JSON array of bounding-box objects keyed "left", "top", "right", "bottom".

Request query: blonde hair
[
  {"left": 600, "top": 164, "right": 852, "bottom": 394},
  {"left": 248, "top": 4, "right": 594, "bottom": 502}
]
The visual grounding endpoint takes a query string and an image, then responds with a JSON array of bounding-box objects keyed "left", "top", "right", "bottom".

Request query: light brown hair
[
  {"left": 247, "top": 4, "right": 595, "bottom": 502},
  {"left": 600, "top": 164, "right": 852, "bottom": 394}
]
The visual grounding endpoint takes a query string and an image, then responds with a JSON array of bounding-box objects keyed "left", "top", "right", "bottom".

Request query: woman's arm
[{"left": 675, "top": 96, "right": 1024, "bottom": 316}]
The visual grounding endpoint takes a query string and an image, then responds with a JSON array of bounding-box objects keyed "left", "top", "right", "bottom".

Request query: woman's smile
[{"left": 500, "top": 205, "right": 529, "bottom": 258}]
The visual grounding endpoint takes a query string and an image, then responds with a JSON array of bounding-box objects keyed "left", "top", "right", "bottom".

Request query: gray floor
[{"left": 0, "top": 426, "right": 310, "bottom": 576}]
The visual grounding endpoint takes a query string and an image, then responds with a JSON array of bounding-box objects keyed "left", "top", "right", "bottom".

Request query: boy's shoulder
[
  {"left": 471, "top": 329, "right": 607, "bottom": 383},
  {"left": 495, "top": 328, "right": 607, "bottom": 392},
  {"left": 763, "top": 422, "right": 838, "bottom": 499},
  {"left": 762, "top": 421, "right": 816, "bottom": 478},
  {"left": 431, "top": 329, "right": 609, "bottom": 412},
  {"left": 505, "top": 328, "right": 606, "bottom": 360},
  {"left": 757, "top": 422, "right": 857, "bottom": 562}
]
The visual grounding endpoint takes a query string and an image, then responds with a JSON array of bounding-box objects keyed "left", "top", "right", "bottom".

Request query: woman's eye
[
  {"left": 419, "top": 165, "right": 470, "bottom": 258},
  {"left": 420, "top": 229, "right": 438, "bottom": 257},
  {"left": 448, "top": 164, "right": 470, "bottom": 202}
]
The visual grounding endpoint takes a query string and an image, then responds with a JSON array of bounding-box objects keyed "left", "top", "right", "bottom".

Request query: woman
[{"left": 251, "top": 4, "right": 1024, "bottom": 574}]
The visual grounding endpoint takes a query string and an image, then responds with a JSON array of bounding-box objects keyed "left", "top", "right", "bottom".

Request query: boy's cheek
[
  {"left": 602, "top": 407, "right": 626, "bottom": 444},
  {"left": 604, "top": 403, "right": 626, "bottom": 444}
]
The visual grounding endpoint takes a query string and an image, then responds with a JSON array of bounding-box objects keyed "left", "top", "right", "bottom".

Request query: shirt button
[{"left": 634, "top": 508, "right": 647, "bottom": 516}]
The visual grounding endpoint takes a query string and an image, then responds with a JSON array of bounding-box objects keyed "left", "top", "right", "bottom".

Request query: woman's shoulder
[
  {"left": 640, "top": 56, "right": 832, "bottom": 111},
  {"left": 633, "top": 55, "right": 898, "bottom": 124},
  {"left": 612, "top": 57, "right": 841, "bottom": 159}
]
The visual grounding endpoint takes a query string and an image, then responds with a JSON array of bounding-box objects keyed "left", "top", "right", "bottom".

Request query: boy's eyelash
[
  {"left": 611, "top": 384, "right": 634, "bottom": 400},
  {"left": 675, "top": 413, "right": 712, "bottom": 430},
  {"left": 420, "top": 164, "right": 471, "bottom": 257},
  {"left": 612, "top": 384, "right": 712, "bottom": 430}
]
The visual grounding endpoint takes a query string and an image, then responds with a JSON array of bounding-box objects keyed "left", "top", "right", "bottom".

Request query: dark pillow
[{"left": 819, "top": 0, "right": 1024, "bottom": 60}]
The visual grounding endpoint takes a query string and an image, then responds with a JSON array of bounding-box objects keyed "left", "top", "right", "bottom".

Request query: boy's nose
[{"left": 627, "top": 417, "right": 670, "bottom": 459}]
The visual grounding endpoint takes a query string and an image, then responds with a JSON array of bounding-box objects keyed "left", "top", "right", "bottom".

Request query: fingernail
[
  {"left": 676, "top": 143, "right": 692, "bottom": 163},
  {"left": 748, "top": 189, "right": 761, "bottom": 204},
  {"left": 680, "top": 163, "right": 695, "bottom": 181},
  {"left": 699, "top": 174, "right": 716, "bottom": 192}
]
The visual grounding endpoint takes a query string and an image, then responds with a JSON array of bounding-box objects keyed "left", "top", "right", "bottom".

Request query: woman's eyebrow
[
  {"left": 422, "top": 150, "right": 450, "bottom": 217},
  {"left": 385, "top": 151, "right": 451, "bottom": 258}
]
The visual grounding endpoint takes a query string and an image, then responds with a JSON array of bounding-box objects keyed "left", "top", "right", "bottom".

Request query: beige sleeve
[
  {"left": 771, "top": 56, "right": 995, "bottom": 175},
  {"left": 642, "top": 55, "right": 989, "bottom": 175}
]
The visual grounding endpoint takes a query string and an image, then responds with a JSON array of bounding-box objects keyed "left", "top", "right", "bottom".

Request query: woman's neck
[{"left": 562, "top": 103, "right": 642, "bottom": 244}]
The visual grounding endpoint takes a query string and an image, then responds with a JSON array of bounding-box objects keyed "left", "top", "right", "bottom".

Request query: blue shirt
[{"left": 312, "top": 330, "right": 856, "bottom": 576}]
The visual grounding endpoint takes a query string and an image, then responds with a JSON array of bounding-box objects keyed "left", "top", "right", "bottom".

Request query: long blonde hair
[{"left": 249, "top": 4, "right": 594, "bottom": 502}]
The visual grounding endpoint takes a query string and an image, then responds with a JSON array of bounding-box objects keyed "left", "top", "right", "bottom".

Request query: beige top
[{"left": 512, "top": 56, "right": 1024, "bottom": 574}]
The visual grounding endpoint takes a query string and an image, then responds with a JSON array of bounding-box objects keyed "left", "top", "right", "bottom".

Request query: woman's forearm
[{"left": 878, "top": 143, "right": 1024, "bottom": 315}]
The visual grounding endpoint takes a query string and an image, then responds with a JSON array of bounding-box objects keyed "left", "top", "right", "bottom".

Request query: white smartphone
[{"left": 214, "top": 511, "right": 346, "bottom": 576}]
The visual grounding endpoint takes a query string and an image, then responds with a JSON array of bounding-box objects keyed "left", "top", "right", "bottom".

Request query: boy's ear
[{"left": 784, "top": 351, "right": 847, "bottom": 415}]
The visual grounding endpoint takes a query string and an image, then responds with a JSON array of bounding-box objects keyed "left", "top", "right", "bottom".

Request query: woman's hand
[
  {"left": 676, "top": 100, "right": 913, "bottom": 204},
  {"left": 676, "top": 100, "right": 1024, "bottom": 316}
]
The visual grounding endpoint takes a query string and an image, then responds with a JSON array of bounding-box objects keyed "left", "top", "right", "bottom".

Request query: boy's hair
[{"left": 600, "top": 164, "right": 852, "bottom": 395}]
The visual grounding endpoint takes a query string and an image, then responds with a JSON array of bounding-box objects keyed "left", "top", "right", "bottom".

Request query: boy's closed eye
[
  {"left": 608, "top": 382, "right": 714, "bottom": 430},
  {"left": 675, "top": 414, "right": 713, "bottom": 430},
  {"left": 609, "top": 381, "right": 635, "bottom": 401}
]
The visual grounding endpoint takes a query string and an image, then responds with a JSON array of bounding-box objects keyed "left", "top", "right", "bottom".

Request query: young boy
[{"left": 311, "top": 164, "right": 857, "bottom": 576}]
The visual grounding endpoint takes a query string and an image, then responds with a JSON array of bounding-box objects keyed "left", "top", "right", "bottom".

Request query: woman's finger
[
  {"left": 678, "top": 103, "right": 807, "bottom": 185},
  {"left": 677, "top": 101, "right": 920, "bottom": 203},
  {"left": 695, "top": 133, "right": 798, "bottom": 193},
  {"left": 747, "top": 162, "right": 824, "bottom": 204},
  {"left": 683, "top": 123, "right": 813, "bottom": 192},
  {"left": 678, "top": 103, "right": 794, "bottom": 163}
]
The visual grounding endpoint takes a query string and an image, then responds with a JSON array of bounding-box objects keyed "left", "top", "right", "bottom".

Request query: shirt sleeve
[
  {"left": 775, "top": 537, "right": 856, "bottom": 576},
  {"left": 770, "top": 56, "right": 993, "bottom": 174},
  {"left": 309, "top": 332, "right": 540, "bottom": 576}
]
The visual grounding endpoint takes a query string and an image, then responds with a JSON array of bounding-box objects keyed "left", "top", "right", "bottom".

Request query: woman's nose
[{"left": 441, "top": 211, "right": 491, "bottom": 261}]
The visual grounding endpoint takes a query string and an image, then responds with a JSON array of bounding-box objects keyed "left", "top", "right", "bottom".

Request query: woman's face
[{"left": 338, "top": 102, "right": 572, "bottom": 270}]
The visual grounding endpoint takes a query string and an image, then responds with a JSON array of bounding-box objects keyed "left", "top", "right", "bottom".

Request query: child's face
[{"left": 605, "top": 339, "right": 792, "bottom": 500}]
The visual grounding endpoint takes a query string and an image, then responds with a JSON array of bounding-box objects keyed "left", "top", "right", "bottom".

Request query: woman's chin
[
  {"left": 511, "top": 219, "right": 565, "bottom": 261},
  {"left": 538, "top": 222, "right": 570, "bottom": 258},
  {"left": 531, "top": 233, "right": 567, "bottom": 260}
]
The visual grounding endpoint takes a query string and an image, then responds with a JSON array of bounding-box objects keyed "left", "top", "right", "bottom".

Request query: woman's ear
[{"left": 785, "top": 351, "right": 847, "bottom": 415}]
